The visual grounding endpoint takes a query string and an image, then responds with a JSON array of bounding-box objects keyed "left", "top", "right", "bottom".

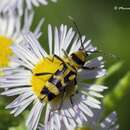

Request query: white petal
[
  {"left": 1, "top": 87, "right": 31, "bottom": 96},
  {"left": 54, "top": 27, "right": 60, "bottom": 55},
  {"left": 48, "top": 24, "right": 53, "bottom": 55},
  {"left": 14, "top": 96, "right": 35, "bottom": 117},
  {"left": 78, "top": 102, "right": 93, "bottom": 117},
  {"left": 78, "top": 69, "right": 106, "bottom": 79},
  {"left": 88, "top": 91, "right": 103, "bottom": 98},
  {"left": 26, "top": 100, "right": 44, "bottom": 130}
]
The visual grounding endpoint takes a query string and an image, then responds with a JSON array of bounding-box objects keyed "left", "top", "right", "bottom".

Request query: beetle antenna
[
  {"left": 93, "top": 49, "right": 120, "bottom": 60},
  {"left": 68, "top": 16, "right": 84, "bottom": 50}
]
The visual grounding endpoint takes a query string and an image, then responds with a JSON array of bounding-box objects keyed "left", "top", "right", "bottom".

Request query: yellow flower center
[
  {"left": 32, "top": 56, "right": 62, "bottom": 97},
  {"left": 0, "top": 35, "right": 13, "bottom": 68},
  {"left": 31, "top": 56, "right": 77, "bottom": 104}
]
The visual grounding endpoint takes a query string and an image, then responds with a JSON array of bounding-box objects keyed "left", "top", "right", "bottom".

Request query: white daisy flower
[
  {"left": 99, "top": 112, "right": 119, "bottom": 130},
  {"left": 0, "top": 0, "right": 58, "bottom": 15},
  {"left": 0, "top": 10, "right": 44, "bottom": 74},
  {"left": 75, "top": 111, "right": 119, "bottom": 130},
  {"left": 0, "top": 24, "right": 107, "bottom": 130}
]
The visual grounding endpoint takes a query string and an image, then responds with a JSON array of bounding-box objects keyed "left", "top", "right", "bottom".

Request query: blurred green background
[{"left": 0, "top": 0, "right": 130, "bottom": 130}]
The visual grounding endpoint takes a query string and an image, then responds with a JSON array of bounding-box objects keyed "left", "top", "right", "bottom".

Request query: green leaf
[
  {"left": 96, "top": 61, "right": 123, "bottom": 84},
  {"left": 103, "top": 71, "right": 130, "bottom": 113},
  {"left": 8, "top": 122, "right": 27, "bottom": 130}
]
